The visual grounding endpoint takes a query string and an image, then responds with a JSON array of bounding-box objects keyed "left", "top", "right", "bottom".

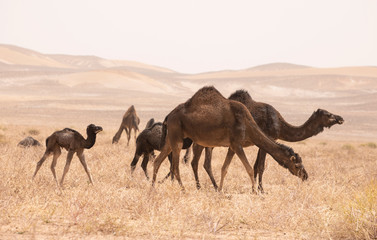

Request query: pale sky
[{"left": 1, "top": 0, "right": 376, "bottom": 73}]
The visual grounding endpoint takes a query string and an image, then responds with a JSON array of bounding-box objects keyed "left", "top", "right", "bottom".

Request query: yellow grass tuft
[
  {"left": 0, "top": 134, "right": 7, "bottom": 144},
  {"left": 361, "top": 142, "right": 377, "bottom": 149},
  {"left": 27, "top": 129, "right": 41, "bottom": 136},
  {"left": 340, "top": 180, "right": 377, "bottom": 239}
]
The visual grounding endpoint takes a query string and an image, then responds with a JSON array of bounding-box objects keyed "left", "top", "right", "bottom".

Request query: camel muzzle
[
  {"left": 336, "top": 116, "right": 344, "bottom": 124},
  {"left": 300, "top": 168, "right": 308, "bottom": 181},
  {"left": 95, "top": 126, "right": 103, "bottom": 133}
]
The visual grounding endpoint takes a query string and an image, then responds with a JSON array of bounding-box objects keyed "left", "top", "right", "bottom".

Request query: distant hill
[
  {"left": 247, "top": 62, "right": 312, "bottom": 71},
  {"left": 0, "top": 44, "right": 175, "bottom": 73}
]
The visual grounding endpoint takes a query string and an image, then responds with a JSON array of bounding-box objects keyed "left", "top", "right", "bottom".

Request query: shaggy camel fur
[
  {"left": 192, "top": 90, "right": 344, "bottom": 192},
  {"left": 131, "top": 119, "right": 192, "bottom": 179},
  {"left": 152, "top": 86, "right": 308, "bottom": 192},
  {"left": 112, "top": 105, "right": 140, "bottom": 145},
  {"left": 32, "top": 124, "right": 103, "bottom": 187}
]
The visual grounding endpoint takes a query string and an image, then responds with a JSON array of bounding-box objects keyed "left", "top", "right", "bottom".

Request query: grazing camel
[
  {"left": 130, "top": 120, "right": 192, "bottom": 179},
  {"left": 152, "top": 86, "right": 308, "bottom": 192},
  {"left": 18, "top": 136, "right": 41, "bottom": 147},
  {"left": 191, "top": 90, "right": 344, "bottom": 192},
  {"left": 112, "top": 105, "right": 140, "bottom": 145},
  {"left": 32, "top": 124, "right": 103, "bottom": 187}
]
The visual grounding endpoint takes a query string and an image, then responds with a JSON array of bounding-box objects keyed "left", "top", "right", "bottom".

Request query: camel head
[
  {"left": 315, "top": 109, "right": 344, "bottom": 128},
  {"left": 87, "top": 124, "right": 103, "bottom": 134},
  {"left": 284, "top": 147, "right": 308, "bottom": 181},
  {"left": 112, "top": 136, "right": 119, "bottom": 144}
]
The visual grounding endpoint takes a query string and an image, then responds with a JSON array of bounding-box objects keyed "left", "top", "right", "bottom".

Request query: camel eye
[{"left": 295, "top": 163, "right": 303, "bottom": 169}]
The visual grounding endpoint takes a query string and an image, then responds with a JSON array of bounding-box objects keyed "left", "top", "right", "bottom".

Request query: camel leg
[
  {"left": 191, "top": 144, "right": 204, "bottom": 189},
  {"left": 33, "top": 151, "right": 52, "bottom": 180},
  {"left": 60, "top": 151, "right": 75, "bottom": 186},
  {"left": 130, "top": 153, "right": 141, "bottom": 175},
  {"left": 141, "top": 153, "right": 150, "bottom": 179},
  {"left": 203, "top": 147, "right": 218, "bottom": 190},
  {"left": 126, "top": 128, "right": 131, "bottom": 146},
  {"left": 152, "top": 143, "right": 172, "bottom": 186},
  {"left": 133, "top": 128, "right": 138, "bottom": 142},
  {"left": 232, "top": 145, "right": 256, "bottom": 193},
  {"left": 254, "top": 149, "right": 267, "bottom": 193},
  {"left": 218, "top": 148, "right": 235, "bottom": 192},
  {"left": 50, "top": 148, "right": 61, "bottom": 187},
  {"left": 77, "top": 150, "right": 93, "bottom": 185},
  {"left": 183, "top": 146, "right": 191, "bottom": 164},
  {"left": 159, "top": 153, "right": 173, "bottom": 183},
  {"left": 171, "top": 142, "right": 184, "bottom": 189}
]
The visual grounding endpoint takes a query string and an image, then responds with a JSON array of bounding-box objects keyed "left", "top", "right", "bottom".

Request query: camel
[
  {"left": 112, "top": 105, "right": 140, "bottom": 145},
  {"left": 191, "top": 90, "right": 344, "bottom": 192},
  {"left": 130, "top": 119, "right": 192, "bottom": 179},
  {"left": 18, "top": 136, "right": 41, "bottom": 147},
  {"left": 151, "top": 86, "right": 308, "bottom": 192},
  {"left": 32, "top": 124, "right": 103, "bottom": 187}
]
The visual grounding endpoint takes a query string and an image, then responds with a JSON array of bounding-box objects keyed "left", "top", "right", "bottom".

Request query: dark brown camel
[
  {"left": 32, "top": 124, "right": 103, "bottom": 187},
  {"left": 152, "top": 86, "right": 308, "bottom": 192},
  {"left": 112, "top": 105, "right": 140, "bottom": 145},
  {"left": 130, "top": 119, "right": 192, "bottom": 179},
  {"left": 18, "top": 136, "right": 41, "bottom": 147},
  {"left": 191, "top": 90, "right": 344, "bottom": 192}
]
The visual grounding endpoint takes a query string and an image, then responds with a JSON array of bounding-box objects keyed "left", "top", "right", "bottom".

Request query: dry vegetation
[{"left": 0, "top": 124, "right": 376, "bottom": 239}]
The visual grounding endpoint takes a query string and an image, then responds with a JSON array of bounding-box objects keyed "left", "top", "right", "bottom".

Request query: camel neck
[
  {"left": 84, "top": 131, "right": 97, "bottom": 149},
  {"left": 279, "top": 112, "right": 324, "bottom": 142}
]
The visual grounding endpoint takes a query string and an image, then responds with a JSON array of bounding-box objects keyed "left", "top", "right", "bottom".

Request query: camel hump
[
  {"left": 185, "top": 86, "right": 225, "bottom": 108},
  {"left": 123, "top": 105, "right": 137, "bottom": 118},
  {"left": 228, "top": 89, "right": 253, "bottom": 104},
  {"left": 145, "top": 118, "right": 155, "bottom": 129},
  {"left": 62, "top": 128, "right": 78, "bottom": 134}
]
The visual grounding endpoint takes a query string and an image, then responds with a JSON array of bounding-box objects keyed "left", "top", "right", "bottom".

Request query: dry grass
[{"left": 0, "top": 125, "right": 376, "bottom": 239}]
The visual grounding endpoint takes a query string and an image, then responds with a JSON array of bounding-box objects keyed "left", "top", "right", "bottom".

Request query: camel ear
[{"left": 290, "top": 156, "right": 296, "bottom": 161}]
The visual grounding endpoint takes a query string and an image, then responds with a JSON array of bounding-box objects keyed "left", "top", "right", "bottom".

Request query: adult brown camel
[
  {"left": 112, "top": 105, "right": 140, "bottom": 145},
  {"left": 191, "top": 89, "right": 344, "bottom": 192},
  {"left": 32, "top": 124, "right": 103, "bottom": 187},
  {"left": 151, "top": 86, "right": 308, "bottom": 192}
]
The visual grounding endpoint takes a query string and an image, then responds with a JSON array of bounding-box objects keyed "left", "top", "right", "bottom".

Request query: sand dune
[{"left": 0, "top": 45, "right": 71, "bottom": 68}]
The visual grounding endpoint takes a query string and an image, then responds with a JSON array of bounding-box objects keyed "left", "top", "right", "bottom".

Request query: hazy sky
[{"left": 1, "top": 0, "right": 376, "bottom": 73}]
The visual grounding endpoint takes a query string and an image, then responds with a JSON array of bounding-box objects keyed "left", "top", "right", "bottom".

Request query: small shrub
[
  {"left": 342, "top": 144, "right": 355, "bottom": 152},
  {"left": 28, "top": 129, "right": 40, "bottom": 136},
  {"left": 0, "top": 134, "right": 7, "bottom": 144},
  {"left": 361, "top": 142, "right": 377, "bottom": 149}
]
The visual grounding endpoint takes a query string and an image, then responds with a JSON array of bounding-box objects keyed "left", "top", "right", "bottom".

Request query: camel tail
[
  {"left": 160, "top": 115, "right": 168, "bottom": 149},
  {"left": 45, "top": 136, "right": 51, "bottom": 147}
]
